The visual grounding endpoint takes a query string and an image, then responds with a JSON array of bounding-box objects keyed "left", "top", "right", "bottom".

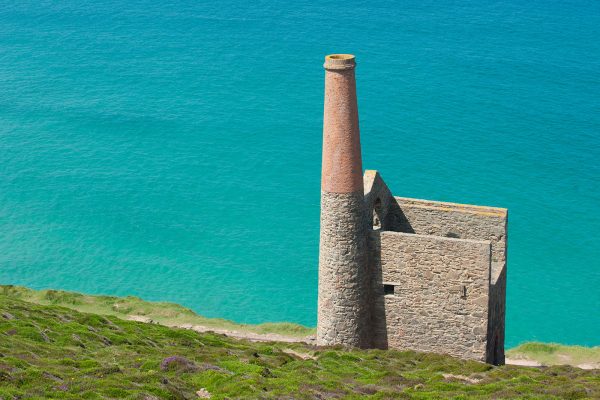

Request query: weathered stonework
[
  {"left": 369, "top": 231, "right": 492, "bottom": 360},
  {"left": 387, "top": 195, "right": 507, "bottom": 364},
  {"left": 317, "top": 191, "right": 369, "bottom": 347},
  {"left": 363, "top": 171, "right": 508, "bottom": 364},
  {"left": 317, "top": 54, "right": 507, "bottom": 364}
]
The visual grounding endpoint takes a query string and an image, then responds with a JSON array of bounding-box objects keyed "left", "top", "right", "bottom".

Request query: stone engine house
[{"left": 317, "top": 54, "right": 507, "bottom": 365}]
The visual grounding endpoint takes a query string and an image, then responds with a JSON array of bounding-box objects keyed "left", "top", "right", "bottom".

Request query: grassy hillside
[
  {"left": 2, "top": 285, "right": 599, "bottom": 369},
  {"left": 0, "top": 285, "right": 313, "bottom": 338},
  {"left": 1, "top": 294, "right": 599, "bottom": 399},
  {"left": 507, "top": 343, "right": 600, "bottom": 369}
]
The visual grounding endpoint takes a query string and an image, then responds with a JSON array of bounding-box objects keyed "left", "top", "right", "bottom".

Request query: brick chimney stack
[{"left": 317, "top": 54, "right": 369, "bottom": 348}]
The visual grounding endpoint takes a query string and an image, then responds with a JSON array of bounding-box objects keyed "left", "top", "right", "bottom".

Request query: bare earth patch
[{"left": 505, "top": 358, "right": 543, "bottom": 367}]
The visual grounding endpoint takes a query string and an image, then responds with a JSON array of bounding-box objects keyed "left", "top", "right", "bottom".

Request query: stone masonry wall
[
  {"left": 390, "top": 197, "right": 506, "bottom": 284},
  {"left": 387, "top": 197, "right": 507, "bottom": 364},
  {"left": 317, "top": 191, "right": 370, "bottom": 347},
  {"left": 369, "top": 231, "right": 492, "bottom": 361}
]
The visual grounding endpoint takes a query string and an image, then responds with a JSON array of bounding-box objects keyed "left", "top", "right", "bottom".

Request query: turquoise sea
[{"left": 1, "top": 1, "right": 599, "bottom": 348}]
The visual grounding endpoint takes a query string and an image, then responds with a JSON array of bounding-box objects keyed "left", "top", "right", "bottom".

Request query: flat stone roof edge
[{"left": 394, "top": 196, "right": 508, "bottom": 217}]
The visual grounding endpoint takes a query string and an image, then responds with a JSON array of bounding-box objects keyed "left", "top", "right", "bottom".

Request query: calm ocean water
[{"left": 1, "top": 1, "right": 599, "bottom": 348}]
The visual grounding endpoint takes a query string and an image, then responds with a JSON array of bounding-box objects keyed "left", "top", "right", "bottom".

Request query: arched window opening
[{"left": 373, "top": 198, "right": 383, "bottom": 230}]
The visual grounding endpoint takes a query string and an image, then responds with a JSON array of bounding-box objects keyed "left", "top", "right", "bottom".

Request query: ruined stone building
[{"left": 317, "top": 54, "right": 507, "bottom": 365}]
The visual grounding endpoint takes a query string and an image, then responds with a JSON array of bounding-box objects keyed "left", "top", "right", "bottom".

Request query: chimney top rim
[{"left": 324, "top": 54, "right": 356, "bottom": 70}]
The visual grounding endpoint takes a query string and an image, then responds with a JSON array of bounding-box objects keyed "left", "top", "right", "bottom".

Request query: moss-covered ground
[{"left": 1, "top": 292, "right": 599, "bottom": 399}]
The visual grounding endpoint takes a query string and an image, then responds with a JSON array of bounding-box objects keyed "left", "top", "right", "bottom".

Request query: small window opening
[
  {"left": 383, "top": 284, "right": 395, "bottom": 296},
  {"left": 461, "top": 285, "right": 467, "bottom": 299},
  {"left": 446, "top": 232, "right": 460, "bottom": 238},
  {"left": 373, "top": 198, "right": 382, "bottom": 230}
]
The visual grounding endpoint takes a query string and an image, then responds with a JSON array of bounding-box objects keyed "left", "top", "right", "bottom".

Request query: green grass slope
[
  {"left": 0, "top": 285, "right": 313, "bottom": 338},
  {"left": 507, "top": 343, "right": 600, "bottom": 369},
  {"left": 2, "top": 285, "right": 599, "bottom": 369},
  {"left": 1, "top": 295, "right": 599, "bottom": 399}
]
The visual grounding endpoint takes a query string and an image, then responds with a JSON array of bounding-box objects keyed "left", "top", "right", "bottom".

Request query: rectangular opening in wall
[{"left": 383, "top": 284, "right": 395, "bottom": 296}]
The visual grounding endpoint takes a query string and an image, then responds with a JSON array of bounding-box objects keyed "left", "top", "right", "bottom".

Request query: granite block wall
[
  {"left": 390, "top": 197, "right": 506, "bottom": 285},
  {"left": 388, "top": 196, "right": 507, "bottom": 364},
  {"left": 369, "top": 231, "right": 492, "bottom": 361},
  {"left": 363, "top": 170, "right": 507, "bottom": 364}
]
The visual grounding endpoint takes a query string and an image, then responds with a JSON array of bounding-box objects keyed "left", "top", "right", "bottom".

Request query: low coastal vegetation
[
  {"left": 1, "top": 294, "right": 599, "bottom": 399},
  {"left": 3, "top": 285, "right": 599, "bottom": 370},
  {"left": 0, "top": 285, "right": 313, "bottom": 339},
  {"left": 507, "top": 342, "right": 600, "bottom": 370},
  {"left": 0, "top": 287, "right": 600, "bottom": 400},
  {"left": 3, "top": 286, "right": 600, "bottom": 369}
]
